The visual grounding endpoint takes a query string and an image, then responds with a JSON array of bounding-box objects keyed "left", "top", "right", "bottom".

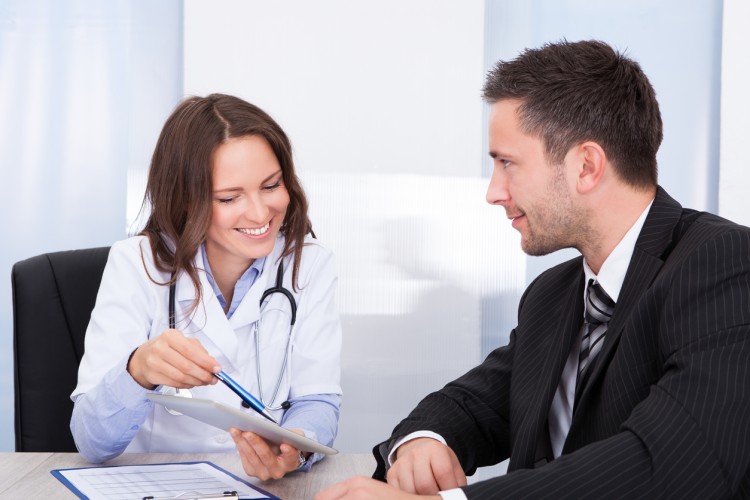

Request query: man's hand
[
  {"left": 315, "top": 476, "right": 442, "bottom": 500},
  {"left": 127, "top": 329, "right": 221, "bottom": 390},
  {"left": 231, "top": 427, "right": 306, "bottom": 480},
  {"left": 387, "top": 437, "right": 467, "bottom": 494}
]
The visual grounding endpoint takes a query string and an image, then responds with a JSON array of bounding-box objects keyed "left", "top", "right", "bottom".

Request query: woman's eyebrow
[
  {"left": 213, "top": 186, "right": 243, "bottom": 194},
  {"left": 213, "top": 170, "right": 282, "bottom": 193},
  {"left": 262, "top": 169, "right": 283, "bottom": 183}
]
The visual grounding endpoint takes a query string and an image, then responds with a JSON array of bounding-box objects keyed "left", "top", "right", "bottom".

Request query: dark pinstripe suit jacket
[{"left": 373, "top": 187, "right": 750, "bottom": 499}]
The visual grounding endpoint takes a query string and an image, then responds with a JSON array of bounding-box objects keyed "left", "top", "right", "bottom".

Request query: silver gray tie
[{"left": 578, "top": 279, "right": 615, "bottom": 379}]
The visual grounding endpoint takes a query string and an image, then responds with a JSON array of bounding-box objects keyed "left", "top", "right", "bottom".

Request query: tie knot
[{"left": 585, "top": 279, "right": 615, "bottom": 325}]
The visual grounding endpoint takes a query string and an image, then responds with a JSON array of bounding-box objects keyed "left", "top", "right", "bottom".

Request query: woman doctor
[{"left": 70, "top": 93, "right": 342, "bottom": 480}]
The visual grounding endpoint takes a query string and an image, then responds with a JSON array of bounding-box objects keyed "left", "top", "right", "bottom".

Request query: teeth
[{"left": 237, "top": 222, "right": 270, "bottom": 236}]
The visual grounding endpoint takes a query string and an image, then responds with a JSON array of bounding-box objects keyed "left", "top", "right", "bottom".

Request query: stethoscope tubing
[
  {"left": 256, "top": 262, "right": 296, "bottom": 410},
  {"left": 167, "top": 259, "right": 297, "bottom": 412}
]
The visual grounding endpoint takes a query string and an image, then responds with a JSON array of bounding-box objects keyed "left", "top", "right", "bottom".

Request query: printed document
[{"left": 52, "top": 461, "right": 275, "bottom": 499}]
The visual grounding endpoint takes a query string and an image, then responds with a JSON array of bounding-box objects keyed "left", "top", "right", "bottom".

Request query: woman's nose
[{"left": 245, "top": 193, "right": 270, "bottom": 223}]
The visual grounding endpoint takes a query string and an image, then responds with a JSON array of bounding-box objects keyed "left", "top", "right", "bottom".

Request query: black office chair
[{"left": 12, "top": 246, "right": 111, "bottom": 452}]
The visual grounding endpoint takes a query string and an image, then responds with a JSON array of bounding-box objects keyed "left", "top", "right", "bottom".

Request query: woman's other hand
[{"left": 231, "top": 427, "right": 309, "bottom": 480}]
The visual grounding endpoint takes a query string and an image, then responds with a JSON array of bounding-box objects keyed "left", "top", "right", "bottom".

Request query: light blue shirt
[
  {"left": 201, "top": 244, "right": 265, "bottom": 319},
  {"left": 71, "top": 244, "right": 341, "bottom": 471}
]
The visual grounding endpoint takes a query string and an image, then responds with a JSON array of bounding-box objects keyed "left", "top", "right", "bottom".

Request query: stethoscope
[{"left": 167, "top": 260, "right": 297, "bottom": 412}]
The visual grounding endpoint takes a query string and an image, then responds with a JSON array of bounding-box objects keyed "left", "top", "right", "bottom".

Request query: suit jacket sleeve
[
  {"left": 372, "top": 300, "right": 525, "bottom": 480},
  {"left": 376, "top": 223, "right": 750, "bottom": 498}
]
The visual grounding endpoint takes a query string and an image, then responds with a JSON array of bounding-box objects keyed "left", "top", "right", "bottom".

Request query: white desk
[{"left": 0, "top": 452, "right": 375, "bottom": 499}]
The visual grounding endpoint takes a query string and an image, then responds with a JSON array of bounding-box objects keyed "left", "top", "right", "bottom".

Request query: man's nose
[{"left": 486, "top": 167, "right": 510, "bottom": 206}]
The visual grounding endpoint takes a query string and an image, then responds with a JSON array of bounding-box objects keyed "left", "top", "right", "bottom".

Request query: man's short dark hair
[{"left": 483, "top": 40, "right": 662, "bottom": 188}]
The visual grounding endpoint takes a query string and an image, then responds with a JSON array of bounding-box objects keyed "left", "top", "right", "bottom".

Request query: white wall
[{"left": 183, "top": 0, "right": 527, "bottom": 455}]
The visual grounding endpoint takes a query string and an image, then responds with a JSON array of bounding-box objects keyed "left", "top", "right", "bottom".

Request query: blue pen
[{"left": 215, "top": 370, "right": 278, "bottom": 424}]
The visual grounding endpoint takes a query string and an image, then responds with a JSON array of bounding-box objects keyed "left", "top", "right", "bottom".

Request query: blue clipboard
[{"left": 51, "top": 461, "right": 281, "bottom": 500}]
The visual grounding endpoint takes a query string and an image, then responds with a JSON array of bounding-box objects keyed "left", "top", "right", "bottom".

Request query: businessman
[{"left": 316, "top": 40, "right": 750, "bottom": 499}]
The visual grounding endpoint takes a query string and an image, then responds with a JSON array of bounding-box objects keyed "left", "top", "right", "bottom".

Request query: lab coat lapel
[
  {"left": 174, "top": 236, "right": 287, "bottom": 369},
  {"left": 173, "top": 261, "right": 240, "bottom": 371},
  {"left": 227, "top": 272, "right": 264, "bottom": 329}
]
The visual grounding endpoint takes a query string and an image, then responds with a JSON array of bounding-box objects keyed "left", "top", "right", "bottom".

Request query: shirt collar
[
  {"left": 583, "top": 199, "right": 654, "bottom": 303},
  {"left": 200, "top": 244, "right": 265, "bottom": 316}
]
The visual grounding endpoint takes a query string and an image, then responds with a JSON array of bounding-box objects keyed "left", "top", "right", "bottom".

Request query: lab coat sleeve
[
  {"left": 70, "top": 353, "right": 155, "bottom": 463},
  {"left": 70, "top": 237, "right": 161, "bottom": 462}
]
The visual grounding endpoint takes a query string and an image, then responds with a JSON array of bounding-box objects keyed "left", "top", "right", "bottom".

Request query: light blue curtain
[{"left": 0, "top": 0, "right": 182, "bottom": 451}]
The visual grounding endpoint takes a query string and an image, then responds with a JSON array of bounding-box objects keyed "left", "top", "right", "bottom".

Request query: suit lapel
[
  {"left": 510, "top": 270, "right": 585, "bottom": 469},
  {"left": 573, "top": 187, "right": 683, "bottom": 415}
]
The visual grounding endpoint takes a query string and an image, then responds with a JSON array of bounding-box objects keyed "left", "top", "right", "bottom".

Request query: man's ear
[{"left": 575, "top": 141, "right": 607, "bottom": 194}]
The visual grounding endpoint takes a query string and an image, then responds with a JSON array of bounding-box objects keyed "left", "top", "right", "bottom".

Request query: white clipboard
[
  {"left": 148, "top": 394, "right": 338, "bottom": 455},
  {"left": 52, "top": 461, "right": 276, "bottom": 499}
]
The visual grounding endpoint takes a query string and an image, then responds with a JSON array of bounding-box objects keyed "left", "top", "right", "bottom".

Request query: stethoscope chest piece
[{"left": 162, "top": 387, "right": 193, "bottom": 415}]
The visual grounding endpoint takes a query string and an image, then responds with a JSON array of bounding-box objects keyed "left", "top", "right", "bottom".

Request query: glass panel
[{"left": 0, "top": 0, "right": 182, "bottom": 451}]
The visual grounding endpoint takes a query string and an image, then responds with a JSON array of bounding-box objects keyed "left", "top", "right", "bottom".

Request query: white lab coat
[{"left": 72, "top": 234, "right": 341, "bottom": 453}]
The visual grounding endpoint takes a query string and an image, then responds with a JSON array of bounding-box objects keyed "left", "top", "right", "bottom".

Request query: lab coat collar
[{"left": 172, "top": 235, "right": 287, "bottom": 370}]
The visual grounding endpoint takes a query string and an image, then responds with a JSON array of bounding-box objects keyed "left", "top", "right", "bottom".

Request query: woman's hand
[
  {"left": 127, "top": 329, "right": 221, "bottom": 390},
  {"left": 231, "top": 427, "right": 309, "bottom": 480}
]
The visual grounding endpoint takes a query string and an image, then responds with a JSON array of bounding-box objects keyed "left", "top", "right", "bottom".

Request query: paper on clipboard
[
  {"left": 148, "top": 394, "right": 338, "bottom": 455},
  {"left": 51, "top": 461, "right": 277, "bottom": 500}
]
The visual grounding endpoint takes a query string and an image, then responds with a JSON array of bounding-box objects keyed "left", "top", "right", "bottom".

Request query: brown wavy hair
[{"left": 138, "top": 93, "right": 313, "bottom": 308}]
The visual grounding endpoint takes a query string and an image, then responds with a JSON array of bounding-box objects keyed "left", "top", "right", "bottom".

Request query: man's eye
[{"left": 502, "top": 159, "right": 512, "bottom": 168}]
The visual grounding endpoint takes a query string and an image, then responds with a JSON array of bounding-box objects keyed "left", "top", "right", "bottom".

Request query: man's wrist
[
  {"left": 438, "top": 488, "right": 468, "bottom": 500},
  {"left": 388, "top": 431, "right": 448, "bottom": 466}
]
